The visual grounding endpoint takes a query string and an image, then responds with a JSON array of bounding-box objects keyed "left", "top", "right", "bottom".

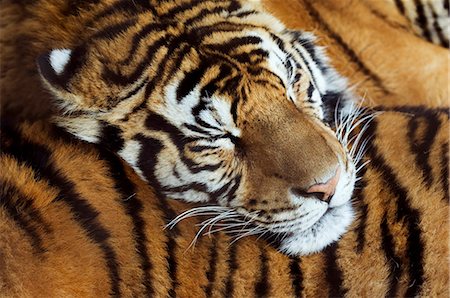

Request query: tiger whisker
[{"left": 165, "top": 206, "right": 230, "bottom": 229}]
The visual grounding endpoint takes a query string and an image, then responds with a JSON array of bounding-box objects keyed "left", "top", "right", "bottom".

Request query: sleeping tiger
[
  {"left": 1, "top": 105, "right": 448, "bottom": 297},
  {"left": 0, "top": 0, "right": 448, "bottom": 296}
]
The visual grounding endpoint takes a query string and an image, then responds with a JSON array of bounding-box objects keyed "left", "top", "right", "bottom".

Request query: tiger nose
[{"left": 306, "top": 167, "right": 341, "bottom": 203}]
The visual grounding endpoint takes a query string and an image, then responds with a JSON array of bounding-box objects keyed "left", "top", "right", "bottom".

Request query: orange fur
[{"left": 0, "top": 0, "right": 448, "bottom": 296}]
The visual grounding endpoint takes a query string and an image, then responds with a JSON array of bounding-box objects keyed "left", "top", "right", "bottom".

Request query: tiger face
[{"left": 37, "top": 1, "right": 357, "bottom": 255}]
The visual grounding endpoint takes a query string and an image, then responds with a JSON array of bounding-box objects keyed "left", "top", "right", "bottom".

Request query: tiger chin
[{"left": 37, "top": 0, "right": 358, "bottom": 256}]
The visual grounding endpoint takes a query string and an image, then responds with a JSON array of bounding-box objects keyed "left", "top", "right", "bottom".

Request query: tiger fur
[
  {"left": 1, "top": 107, "right": 448, "bottom": 297},
  {"left": 2, "top": 3, "right": 448, "bottom": 296}
]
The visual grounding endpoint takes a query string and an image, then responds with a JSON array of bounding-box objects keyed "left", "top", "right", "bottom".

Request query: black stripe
[
  {"left": 177, "top": 62, "right": 209, "bottom": 102},
  {"left": 64, "top": 0, "right": 100, "bottom": 16},
  {"left": 413, "top": 0, "right": 433, "bottom": 42},
  {"left": 440, "top": 142, "right": 449, "bottom": 202},
  {"left": 289, "top": 257, "right": 303, "bottom": 298},
  {"left": 372, "top": 105, "right": 450, "bottom": 117},
  {"left": 99, "top": 122, "right": 125, "bottom": 152},
  {"left": 355, "top": 197, "right": 368, "bottom": 253},
  {"left": 303, "top": 0, "right": 390, "bottom": 95},
  {"left": 324, "top": 243, "right": 347, "bottom": 297},
  {"left": 255, "top": 244, "right": 270, "bottom": 298},
  {"left": 222, "top": 243, "right": 238, "bottom": 298},
  {"left": 184, "top": 2, "right": 238, "bottom": 27},
  {"left": 407, "top": 115, "right": 440, "bottom": 188},
  {"left": 1, "top": 181, "right": 53, "bottom": 235},
  {"left": 115, "top": 77, "right": 150, "bottom": 106},
  {"left": 159, "top": 0, "right": 207, "bottom": 19},
  {"left": 204, "top": 236, "right": 219, "bottom": 297},
  {"left": 102, "top": 37, "right": 168, "bottom": 86},
  {"left": 205, "top": 36, "right": 262, "bottom": 53},
  {"left": 365, "top": 119, "right": 425, "bottom": 297},
  {"left": 233, "top": 49, "right": 269, "bottom": 64},
  {"left": 167, "top": 235, "right": 179, "bottom": 298},
  {"left": 380, "top": 213, "right": 402, "bottom": 297},
  {"left": 97, "top": 147, "right": 154, "bottom": 295},
  {"left": 0, "top": 181, "right": 47, "bottom": 254},
  {"left": 394, "top": 0, "right": 406, "bottom": 14},
  {"left": 133, "top": 134, "right": 180, "bottom": 297},
  {"left": 428, "top": 3, "right": 449, "bottom": 48},
  {"left": 363, "top": 2, "right": 410, "bottom": 32},
  {"left": 91, "top": 18, "right": 137, "bottom": 41},
  {"left": 144, "top": 113, "right": 219, "bottom": 174},
  {"left": 87, "top": 0, "right": 157, "bottom": 28},
  {"left": 1, "top": 123, "right": 122, "bottom": 296},
  {"left": 121, "top": 22, "right": 175, "bottom": 65}
]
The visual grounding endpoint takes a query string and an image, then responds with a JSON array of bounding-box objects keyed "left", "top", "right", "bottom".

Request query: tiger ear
[{"left": 37, "top": 48, "right": 85, "bottom": 90}]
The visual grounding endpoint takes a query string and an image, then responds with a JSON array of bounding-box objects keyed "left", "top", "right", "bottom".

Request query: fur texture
[
  {"left": 1, "top": 107, "right": 448, "bottom": 297},
  {"left": 0, "top": 0, "right": 448, "bottom": 296}
]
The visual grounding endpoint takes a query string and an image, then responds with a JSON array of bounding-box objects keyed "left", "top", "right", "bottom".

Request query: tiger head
[{"left": 37, "top": 2, "right": 358, "bottom": 255}]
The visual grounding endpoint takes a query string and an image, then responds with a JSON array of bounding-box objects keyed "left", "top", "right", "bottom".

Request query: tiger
[
  {"left": 2, "top": 1, "right": 448, "bottom": 296},
  {"left": 1, "top": 106, "right": 448, "bottom": 297}
]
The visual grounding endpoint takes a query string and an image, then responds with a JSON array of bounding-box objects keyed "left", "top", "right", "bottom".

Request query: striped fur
[
  {"left": 391, "top": 0, "right": 449, "bottom": 48},
  {"left": 0, "top": 0, "right": 448, "bottom": 296},
  {"left": 1, "top": 106, "right": 448, "bottom": 296},
  {"left": 35, "top": 0, "right": 361, "bottom": 256},
  {"left": 1, "top": 0, "right": 448, "bottom": 120}
]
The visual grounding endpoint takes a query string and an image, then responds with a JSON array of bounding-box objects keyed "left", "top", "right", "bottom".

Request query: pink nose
[{"left": 306, "top": 167, "right": 341, "bottom": 202}]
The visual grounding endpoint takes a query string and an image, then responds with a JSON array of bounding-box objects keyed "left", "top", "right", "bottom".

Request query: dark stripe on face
[
  {"left": 413, "top": 0, "right": 432, "bottom": 42},
  {"left": 184, "top": 2, "right": 238, "bottom": 27},
  {"left": 97, "top": 147, "right": 154, "bottom": 295},
  {"left": 145, "top": 113, "right": 221, "bottom": 174},
  {"left": 365, "top": 119, "right": 425, "bottom": 297},
  {"left": 205, "top": 36, "right": 262, "bottom": 53},
  {"left": 440, "top": 142, "right": 449, "bottom": 202},
  {"left": 291, "top": 33, "right": 326, "bottom": 72},
  {"left": 407, "top": 115, "right": 440, "bottom": 188},
  {"left": 380, "top": 213, "right": 402, "bottom": 297},
  {"left": 255, "top": 244, "right": 270, "bottom": 298},
  {"left": 91, "top": 18, "right": 137, "bottom": 41},
  {"left": 159, "top": 0, "right": 210, "bottom": 19},
  {"left": 324, "top": 243, "right": 347, "bottom": 297},
  {"left": 1, "top": 124, "right": 122, "bottom": 296},
  {"left": 121, "top": 22, "right": 175, "bottom": 65},
  {"left": 0, "top": 181, "right": 48, "bottom": 254},
  {"left": 177, "top": 62, "right": 209, "bottom": 102},
  {"left": 102, "top": 37, "right": 168, "bottom": 86},
  {"left": 99, "top": 122, "right": 125, "bottom": 152},
  {"left": 200, "top": 64, "right": 233, "bottom": 98},
  {"left": 289, "top": 257, "right": 303, "bottom": 298},
  {"left": 233, "top": 49, "right": 269, "bottom": 64},
  {"left": 87, "top": 0, "right": 157, "bottom": 27},
  {"left": 204, "top": 236, "right": 219, "bottom": 297},
  {"left": 189, "top": 145, "right": 220, "bottom": 152},
  {"left": 115, "top": 77, "right": 150, "bottom": 107},
  {"left": 303, "top": 0, "right": 390, "bottom": 95},
  {"left": 222, "top": 243, "right": 238, "bottom": 297}
]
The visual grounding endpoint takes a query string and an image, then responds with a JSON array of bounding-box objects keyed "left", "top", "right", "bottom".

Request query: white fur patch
[
  {"left": 279, "top": 202, "right": 354, "bottom": 255},
  {"left": 50, "top": 49, "right": 72, "bottom": 74}
]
